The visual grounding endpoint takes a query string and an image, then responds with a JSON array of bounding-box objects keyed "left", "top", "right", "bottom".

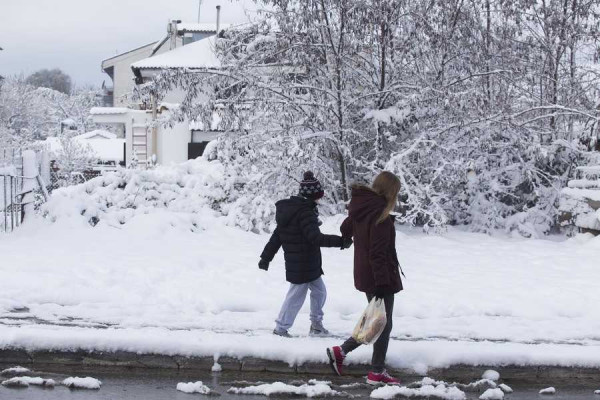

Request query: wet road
[{"left": 0, "top": 367, "right": 598, "bottom": 399}]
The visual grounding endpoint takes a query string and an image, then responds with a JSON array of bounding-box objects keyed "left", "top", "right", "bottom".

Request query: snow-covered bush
[{"left": 42, "top": 155, "right": 288, "bottom": 232}]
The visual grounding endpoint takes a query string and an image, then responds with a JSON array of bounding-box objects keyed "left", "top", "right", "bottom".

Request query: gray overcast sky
[{"left": 0, "top": 0, "right": 259, "bottom": 87}]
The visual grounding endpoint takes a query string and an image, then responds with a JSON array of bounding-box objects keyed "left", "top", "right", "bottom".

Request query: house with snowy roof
[
  {"left": 44, "top": 130, "right": 126, "bottom": 184},
  {"left": 101, "top": 19, "right": 229, "bottom": 108},
  {"left": 92, "top": 7, "right": 228, "bottom": 168}
]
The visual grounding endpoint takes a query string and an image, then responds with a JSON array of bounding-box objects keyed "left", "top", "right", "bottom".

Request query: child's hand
[
  {"left": 258, "top": 258, "right": 269, "bottom": 271},
  {"left": 341, "top": 237, "right": 353, "bottom": 250}
]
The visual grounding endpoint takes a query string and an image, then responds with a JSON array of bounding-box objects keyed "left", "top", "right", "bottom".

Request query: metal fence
[
  {"left": 0, "top": 147, "right": 24, "bottom": 177},
  {"left": 1, "top": 146, "right": 50, "bottom": 233},
  {"left": 1, "top": 144, "right": 120, "bottom": 233},
  {"left": 1, "top": 174, "right": 24, "bottom": 233}
]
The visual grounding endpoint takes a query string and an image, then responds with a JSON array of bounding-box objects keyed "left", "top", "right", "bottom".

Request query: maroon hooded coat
[{"left": 340, "top": 187, "right": 403, "bottom": 294}]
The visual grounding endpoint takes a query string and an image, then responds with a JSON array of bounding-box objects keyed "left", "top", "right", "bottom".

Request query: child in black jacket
[{"left": 259, "top": 171, "right": 352, "bottom": 337}]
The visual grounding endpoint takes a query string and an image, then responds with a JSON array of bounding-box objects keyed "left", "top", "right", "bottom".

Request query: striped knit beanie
[{"left": 299, "top": 171, "right": 324, "bottom": 200}]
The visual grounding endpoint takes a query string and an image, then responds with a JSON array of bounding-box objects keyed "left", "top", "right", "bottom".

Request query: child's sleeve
[
  {"left": 260, "top": 228, "right": 282, "bottom": 262},
  {"left": 299, "top": 209, "right": 343, "bottom": 248}
]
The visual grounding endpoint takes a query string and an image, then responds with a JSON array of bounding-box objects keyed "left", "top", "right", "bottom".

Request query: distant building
[
  {"left": 93, "top": 8, "right": 229, "bottom": 168},
  {"left": 101, "top": 21, "right": 230, "bottom": 108}
]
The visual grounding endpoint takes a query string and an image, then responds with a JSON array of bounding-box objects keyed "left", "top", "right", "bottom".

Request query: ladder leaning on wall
[{"left": 132, "top": 121, "right": 149, "bottom": 169}]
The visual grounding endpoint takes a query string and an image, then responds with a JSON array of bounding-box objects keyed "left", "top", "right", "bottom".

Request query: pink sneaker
[
  {"left": 326, "top": 346, "right": 345, "bottom": 376},
  {"left": 367, "top": 370, "right": 400, "bottom": 385}
]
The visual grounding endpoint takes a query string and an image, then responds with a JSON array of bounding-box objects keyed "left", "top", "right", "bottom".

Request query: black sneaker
[{"left": 273, "top": 329, "right": 292, "bottom": 338}]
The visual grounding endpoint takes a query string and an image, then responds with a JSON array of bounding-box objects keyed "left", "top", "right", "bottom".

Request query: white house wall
[
  {"left": 91, "top": 110, "right": 151, "bottom": 166},
  {"left": 103, "top": 43, "right": 175, "bottom": 107},
  {"left": 157, "top": 119, "right": 191, "bottom": 165},
  {"left": 155, "top": 88, "right": 190, "bottom": 164}
]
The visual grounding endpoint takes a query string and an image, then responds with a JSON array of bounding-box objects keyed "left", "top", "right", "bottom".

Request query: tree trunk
[{"left": 484, "top": 0, "right": 492, "bottom": 108}]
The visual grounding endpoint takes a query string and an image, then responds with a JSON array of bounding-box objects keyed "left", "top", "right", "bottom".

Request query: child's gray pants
[{"left": 275, "top": 277, "right": 326, "bottom": 332}]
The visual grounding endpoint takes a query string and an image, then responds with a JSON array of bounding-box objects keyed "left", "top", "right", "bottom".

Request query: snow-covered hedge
[{"left": 42, "top": 156, "right": 278, "bottom": 232}]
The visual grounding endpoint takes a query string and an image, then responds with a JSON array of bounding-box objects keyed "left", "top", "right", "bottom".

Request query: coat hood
[
  {"left": 347, "top": 187, "right": 386, "bottom": 222},
  {"left": 275, "top": 196, "right": 315, "bottom": 227}
]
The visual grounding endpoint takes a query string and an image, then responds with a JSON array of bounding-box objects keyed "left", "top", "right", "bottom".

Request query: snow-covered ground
[{"left": 1, "top": 185, "right": 600, "bottom": 372}]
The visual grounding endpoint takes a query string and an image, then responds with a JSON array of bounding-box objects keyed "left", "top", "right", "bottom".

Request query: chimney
[
  {"left": 169, "top": 20, "right": 181, "bottom": 50},
  {"left": 216, "top": 6, "right": 221, "bottom": 37}
]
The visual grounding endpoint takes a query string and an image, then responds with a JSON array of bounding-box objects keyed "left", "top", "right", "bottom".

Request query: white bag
[{"left": 351, "top": 297, "right": 387, "bottom": 345}]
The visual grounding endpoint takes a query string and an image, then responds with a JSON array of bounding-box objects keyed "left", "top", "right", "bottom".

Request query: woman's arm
[
  {"left": 340, "top": 216, "right": 353, "bottom": 238},
  {"left": 369, "top": 219, "right": 392, "bottom": 287}
]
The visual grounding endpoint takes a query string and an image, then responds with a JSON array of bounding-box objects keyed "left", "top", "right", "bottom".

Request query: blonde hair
[{"left": 371, "top": 171, "right": 401, "bottom": 224}]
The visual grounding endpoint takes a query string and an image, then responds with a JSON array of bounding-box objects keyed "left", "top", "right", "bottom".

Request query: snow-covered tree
[
  {"left": 0, "top": 76, "right": 102, "bottom": 145},
  {"left": 139, "top": 0, "right": 600, "bottom": 235},
  {"left": 52, "top": 134, "right": 98, "bottom": 187},
  {"left": 25, "top": 68, "right": 72, "bottom": 95}
]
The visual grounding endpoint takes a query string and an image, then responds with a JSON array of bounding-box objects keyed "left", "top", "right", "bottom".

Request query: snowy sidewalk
[{"left": 2, "top": 213, "right": 600, "bottom": 373}]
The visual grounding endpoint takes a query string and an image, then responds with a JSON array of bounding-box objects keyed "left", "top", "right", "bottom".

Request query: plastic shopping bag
[{"left": 351, "top": 297, "right": 387, "bottom": 345}]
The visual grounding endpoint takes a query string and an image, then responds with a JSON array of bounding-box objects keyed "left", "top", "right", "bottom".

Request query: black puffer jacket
[{"left": 260, "top": 196, "right": 343, "bottom": 284}]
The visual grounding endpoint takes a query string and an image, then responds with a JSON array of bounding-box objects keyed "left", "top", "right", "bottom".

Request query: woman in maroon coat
[{"left": 327, "top": 171, "right": 403, "bottom": 385}]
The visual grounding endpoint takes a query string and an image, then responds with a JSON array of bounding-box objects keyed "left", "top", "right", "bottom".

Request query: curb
[{"left": 1, "top": 348, "right": 599, "bottom": 383}]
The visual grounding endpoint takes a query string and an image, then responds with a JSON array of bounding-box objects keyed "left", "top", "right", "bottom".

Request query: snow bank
[
  {"left": 5, "top": 324, "right": 600, "bottom": 371},
  {"left": 1, "top": 377, "right": 28, "bottom": 388},
  {"left": 211, "top": 362, "right": 222, "bottom": 372},
  {"left": 0, "top": 366, "right": 30, "bottom": 376},
  {"left": 539, "top": 387, "right": 556, "bottom": 395},
  {"left": 370, "top": 384, "right": 466, "bottom": 400},
  {"left": 228, "top": 381, "right": 339, "bottom": 397},
  {"left": 498, "top": 384, "right": 512, "bottom": 393},
  {"left": 481, "top": 370, "right": 500, "bottom": 381},
  {"left": 62, "top": 377, "right": 101, "bottom": 389},
  {"left": 1, "top": 376, "right": 55, "bottom": 388},
  {"left": 479, "top": 388, "right": 504, "bottom": 400},
  {"left": 176, "top": 381, "right": 211, "bottom": 394},
  {"left": 308, "top": 379, "right": 332, "bottom": 385},
  {"left": 457, "top": 379, "right": 497, "bottom": 392}
]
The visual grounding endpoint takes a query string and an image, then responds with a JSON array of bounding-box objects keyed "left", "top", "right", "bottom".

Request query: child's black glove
[
  {"left": 258, "top": 258, "right": 269, "bottom": 271},
  {"left": 341, "top": 237, "right": 353, "bottom": 250}
]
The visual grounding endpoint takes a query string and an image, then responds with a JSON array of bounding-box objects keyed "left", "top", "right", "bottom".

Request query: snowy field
[{"left": 1, "top": 207, "right": 600, "bottom": 372}]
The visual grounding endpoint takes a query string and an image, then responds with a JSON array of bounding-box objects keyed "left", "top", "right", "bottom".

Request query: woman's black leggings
[{"left": 340, "top": 293, "right": 395, "bottom": 373}]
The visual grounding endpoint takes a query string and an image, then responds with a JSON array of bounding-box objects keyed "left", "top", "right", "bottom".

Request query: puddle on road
[{"left": 0, "top": 367, "right": 598, "bottom": 400}]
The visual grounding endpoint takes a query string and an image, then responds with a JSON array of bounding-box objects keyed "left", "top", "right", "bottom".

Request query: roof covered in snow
[
  {"left": 131, "top": 36, "right": 220, "bottom": 70},
  {"left": 102, "top": 42, "right": 158, "bottom": 66},
  {"left": 45, "top": 133, "right": 125, "bottom": 162},
  {"left": 177, "top": 22, "right": 231, "bottom": 33},
  {"left": 90, "top": 107, "right": 132, "bottom": 115},
  {"left": 76, "top": 130, "right": 117, "bottom": 140}
]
